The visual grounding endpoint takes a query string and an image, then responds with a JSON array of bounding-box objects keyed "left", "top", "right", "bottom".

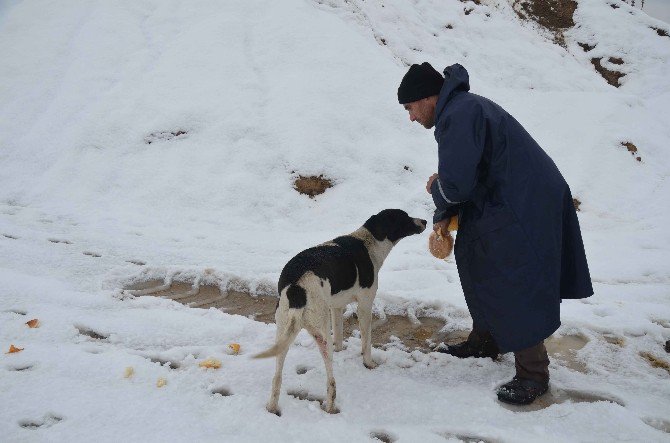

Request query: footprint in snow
[
  {"left": 48, "top": 238, "right": 72, "bottom": 244},
  {"left": 126, "top": 260, "right": 146, "bottom": 266},
  {"left": 370, "top": 431, "right": 396, "bottom": 443},
  {"left": 83, "top": 251, "right": 101, "bottom": 258},
  {"left": 145, "top": 356, "right": 180, "bottom": 370},
  {"left": 75, "top": 326, "right": 109, "bottom": 341},
  {"left": 499, "top": 388, "right": 625, "bottom": 412},
  {"left": 7, "top": 364, "right": 33, "bottom": 372},
  {"left": 211, "top": 387, "right": 233, "bottom": 397},
  {"left": 19, "top": 414, "right": 62, "bottom": 430},
  {"left": 642, "top": 417, "right": 670, "bottom": 434},
  {"left": 296, "top": 365, "right": 314, "bottom": 375},
  {"left": 4, "top": 309, "right": 26, "bottom": 316},
  {"left": 437, "top": 431, "right": 495, "bottom": 442},
  {"left": 2, "top": 233, "right": 18, "bottom": 239}
]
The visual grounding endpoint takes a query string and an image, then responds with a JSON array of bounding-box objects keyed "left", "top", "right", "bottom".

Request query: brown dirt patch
[
  {"left": 545, "top": 334, "right": 588, "bottom": 373},
  {"left": 124, "top": 280, "right": 449, "bottom": 352},
  {"left": 640, "top": 351, "right": 670, "bottom": 374},
  {"left": 572, "top": 198, "right": 581, "bottom": 212},
  {"left": 293, "top": 174, "right": 333, "bottom": 198},
  {"left": 513, "top": 0, "right": 577, "bottom": 46},
  {"left": 621, "top": 141, "right": 642, "bottom": 162},
  {"left": 591, "top": 57, "right": 625, "bottom": 87},
  {"left": 578, "top": 42, "right": 595, "bottom": 52},
  {"left": 608, "top": 57, "right": 624, "bottom": 65},
  {"left": 651, "top": 27, "right": 669, "bottom": 38}
]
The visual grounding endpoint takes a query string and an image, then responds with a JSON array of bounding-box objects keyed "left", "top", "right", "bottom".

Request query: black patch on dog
[
  {"left": 364, "top": 209, "right": 425, "bottom": 242},
  {"left": 331, "top": 235, "right": 374, "bottom": 288},
  {"left": 278, "top": 237, "right": 375, "bottom": 306},
  {"left": 286, "top": 285, "right": 307, "bottom": 309},
  {"left": 278, "top": 210, "right": 425, "bottom": 309}
]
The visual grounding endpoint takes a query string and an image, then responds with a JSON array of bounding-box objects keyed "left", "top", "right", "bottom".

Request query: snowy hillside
[{"left": 1, "top": 0, "right": 669, "bottom": 441}]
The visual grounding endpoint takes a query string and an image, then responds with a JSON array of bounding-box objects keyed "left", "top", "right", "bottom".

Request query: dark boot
[
  {"left": 496, "top": 376, "right": 548, "bottom": 405},
  {"left": 437, "top": 330, "right": 500, "bottom": 359},
  {"left": 497, "top": 341, "right": 550, "bottom": 405}
]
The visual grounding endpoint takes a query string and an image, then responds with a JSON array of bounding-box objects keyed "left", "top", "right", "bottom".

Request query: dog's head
[{"left": 364, "top": 209, "right": 427, "bottom": 243}]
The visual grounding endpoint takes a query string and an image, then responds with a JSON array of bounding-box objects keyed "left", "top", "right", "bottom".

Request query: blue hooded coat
[{"left": 430, "top": 64, "right": 593, "bottom": 352}]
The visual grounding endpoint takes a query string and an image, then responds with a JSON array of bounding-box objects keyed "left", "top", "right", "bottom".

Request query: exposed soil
[
  {"left": 572, "top": 198, "right": 581, "bottom": 212},
  {"left": 513, "top": 0, "right": 577, "bottom": 47},
  {"left": 545, "top": 333, "right": 588, "bottom": 373},
  {"left": 293, "top": 174, "right": 333, "bottom": 198},
  {"left": 591, "top": 57, "right": 625, "bottom": 87},
  {"left": 621, "top": 141, "right": 642, "bottom": 162},
  {"left": 499, "top": 386, "right": 625, "bottom": 412},
  {"left": 640, "top": 351, "right": 670, "bottom": 374},
  {"left": 125, "top": 280, "right": 598, "bottom": 372},
  {"left": 651, "top": 26, "right": 669, "bottom": 38},
  {"left": 578, "top": 42, "right": 595, "bottom": 52},
  {"left": 125, "top": 280, "right": 452, "bottom": 352}
]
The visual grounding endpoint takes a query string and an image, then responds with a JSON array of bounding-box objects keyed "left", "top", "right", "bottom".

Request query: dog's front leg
[
  {"left": 357, "top": 300, "right": 377, "bottom": 369},
  {"left": 330, "top": 307, "right": 344, "bottom": 352}
]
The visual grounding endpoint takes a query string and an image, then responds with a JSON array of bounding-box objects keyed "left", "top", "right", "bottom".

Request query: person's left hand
[
  {"left": 426, "top": 173, "right": 438, "bottom": 193},
  {"left": 433, "top": 218, "right": 450, "bottom": 234}
]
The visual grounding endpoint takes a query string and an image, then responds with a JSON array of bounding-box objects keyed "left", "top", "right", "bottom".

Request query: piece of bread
[{"left": 428, "top": 229, "right": 454, "bottom": 259}]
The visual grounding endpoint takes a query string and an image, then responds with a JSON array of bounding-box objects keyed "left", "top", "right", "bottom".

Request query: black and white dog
[{"left": 254, "top": 209, "right": 427, "bottom": 415}]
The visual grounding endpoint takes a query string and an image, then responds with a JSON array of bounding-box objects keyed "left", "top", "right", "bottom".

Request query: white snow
[{"left": 1, "top": 0, "right": 669, "bottom": 441}]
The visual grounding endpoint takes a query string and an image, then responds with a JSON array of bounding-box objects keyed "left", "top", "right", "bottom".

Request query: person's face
[{"left": 403, "top": 96, "right": 437, "bottom": 129}]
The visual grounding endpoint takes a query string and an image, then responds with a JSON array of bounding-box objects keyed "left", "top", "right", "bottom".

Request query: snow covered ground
[{"left": 1, "top": 0, "right": 669, "bottom": 441}]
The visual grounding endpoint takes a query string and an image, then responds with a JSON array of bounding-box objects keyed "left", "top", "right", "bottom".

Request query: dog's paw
[
  {"left": 364, "top": 360, "right": 379, "bottom": 370},
  {"left": 323, "top": 404, "right": 340, "bottom": 414},
  {"left": 266, "top": 404, "right": 281, "bottom": 417}
]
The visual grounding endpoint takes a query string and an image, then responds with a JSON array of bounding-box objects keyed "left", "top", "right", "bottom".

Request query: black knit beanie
[{"left": 397, "top": 62, "right": 444, "bottom": 104}]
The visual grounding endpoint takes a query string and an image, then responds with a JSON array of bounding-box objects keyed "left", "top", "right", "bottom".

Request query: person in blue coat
[{"left": 398, "top": 62, "right": 593, "bottom": 405}]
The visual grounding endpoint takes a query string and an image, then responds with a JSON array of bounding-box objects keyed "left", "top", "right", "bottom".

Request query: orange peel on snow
[{"left": 6, "top": 345, "right": 24, "bottom": 354}]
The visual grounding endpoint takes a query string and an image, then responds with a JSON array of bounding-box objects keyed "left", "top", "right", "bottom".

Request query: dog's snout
[{"left": 414, "top": 218, "right": 428, "bottom": 233}]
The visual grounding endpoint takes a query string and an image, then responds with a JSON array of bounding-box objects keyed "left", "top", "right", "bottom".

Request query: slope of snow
[{"left": 1, "top": 0, "right": 669, "bottom": 441}]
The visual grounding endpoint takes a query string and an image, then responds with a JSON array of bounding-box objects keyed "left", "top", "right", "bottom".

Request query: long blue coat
[{"left": 430, "top": 64, "right": 593, "bottom": 352}]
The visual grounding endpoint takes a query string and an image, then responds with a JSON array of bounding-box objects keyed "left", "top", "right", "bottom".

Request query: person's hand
[
  {"left": 433, "top": 218, "right": 450, "bottom": 235},
  {"left": 426, "top": 173, "right": 438, "bottom": 193}
]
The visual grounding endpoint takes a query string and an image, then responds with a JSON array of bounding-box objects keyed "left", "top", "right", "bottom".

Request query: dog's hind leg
[
  {"left": 357, "top": 299, "right": 377, "bottom": 369},
  {"left": 266, "top": 314, "right": 301, "bottom": 416},
  {"left": 314, "top": 330, "right": 338, "bottom": 414},
  {"left": 331, "top": 307, "right": 344, "bottom": 352}
]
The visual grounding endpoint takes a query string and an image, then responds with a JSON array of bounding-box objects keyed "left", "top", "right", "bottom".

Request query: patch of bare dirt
[
  {"left": 513, "top": 0, "right": 577, "bottom": 47},
  {"left": 621, "top": 141, "right": 642, "bottom": 162},
  {"left": 572, "top": 198, "right": 581, "bottom": 212},
  {"left": 640, "top": 351, "right": 670, "bottom": 374},
  {"left": 578, "top": 42, "right": 595, "bottom": 52},
  {"left": 651, "top": 26, "right": 669, "bottom": 38},
  {"left": 591, "top": 57, "right": 625, "bottom": 87},
  {"left": 293, "top": 174, "right": 333, "bottom": 198},
  {"left": 124, "top": 280, "right": 447, "bottom": 352},
  {"left": 545, "top": 333, "right": 588, "bottom": 373},
  {"left": 500, "top": 387, "right": 625, "bottom": 412}
]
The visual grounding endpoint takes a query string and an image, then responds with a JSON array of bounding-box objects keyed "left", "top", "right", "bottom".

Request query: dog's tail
[{"left": 253, "top": 302, "right": 303, "bottom": 359}]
